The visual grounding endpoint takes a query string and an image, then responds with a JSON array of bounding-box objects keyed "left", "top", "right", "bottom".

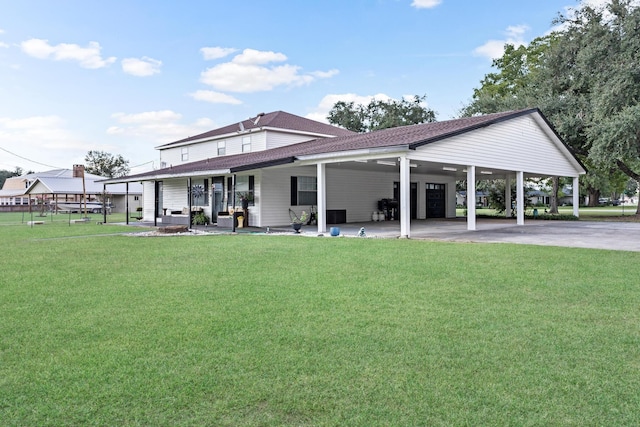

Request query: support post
[
  {"left": 505, "top": 174, "right": 512, "bottom": 218},
  {"left": 187, "top": 177, "right": 192, "bottom": 228},
  {"left": 573, "top": 176, "right": 580, "bottom": 218},
  {"left": 516, "top": 171, "right": 525, "bottom": 225},
  {"left": 231, "top": 174, "right": 236, "bottom": 233},
  {"left": 105, "top": 184, "right": 109, "bottom": 224},
  {"left": 317, "top": 163, "right": 327, "bottom": 234},
  {"left": 400, "top": 156, "right": 411, "bottom": 238},
  {"left": 467, "top": 166, "right": 476, "bottom": 231}
]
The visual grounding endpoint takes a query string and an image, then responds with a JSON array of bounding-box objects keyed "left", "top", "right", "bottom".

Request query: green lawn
[{"left": 1, "top": 215, "right": 640, "bottom": 426}]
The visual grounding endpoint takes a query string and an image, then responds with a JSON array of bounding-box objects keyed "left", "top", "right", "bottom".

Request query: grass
[
  {"left": 1, "top": 214, "right": 640, "bottom": 425},
  {"left": 456, "top": 206, "right": 640, "bottom": 221}
]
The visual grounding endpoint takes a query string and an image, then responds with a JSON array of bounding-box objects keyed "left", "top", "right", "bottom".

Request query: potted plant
[
  {"left": 238, "top": 192, "right": 254, "bottom": 210},
  {"left": 289, "top": 209, "right": 308, "bottom": 233},
  {"left": 192, "top": 211, "right": 210, "bottom": 226}
]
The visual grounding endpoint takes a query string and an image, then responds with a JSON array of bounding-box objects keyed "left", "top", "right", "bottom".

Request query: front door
[{"left": 426, "top": 183, "right": 445, "bottom": 218}]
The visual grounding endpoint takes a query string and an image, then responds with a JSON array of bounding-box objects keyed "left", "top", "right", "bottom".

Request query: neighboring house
[
  {"left": 0, "top": 166, "right": 142, "bottom": 213},
  {"left": 103, "top": 108, "right": 586, "bottom": 237}
]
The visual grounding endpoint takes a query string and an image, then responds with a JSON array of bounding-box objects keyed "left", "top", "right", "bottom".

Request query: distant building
[{"left": 0, "top": 165, "right": 142, "bottom": 213}]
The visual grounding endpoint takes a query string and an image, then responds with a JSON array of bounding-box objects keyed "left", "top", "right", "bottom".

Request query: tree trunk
[
  {"left": 549, "top": 177, "right": 559, "bottom": 214},
  {"left": 616, "top": 160, "right": 640, "bottom": 215},
  {"left": 587, "top": 187, "right": 600, "bottom": 207}
]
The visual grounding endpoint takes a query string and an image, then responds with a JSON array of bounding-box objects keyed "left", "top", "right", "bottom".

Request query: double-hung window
[
  {"left": 290, "top": 176, "right": 317, "bottom": 206},
  {"left": 242, "top": 136, "right": 251, "bottom": 153}
]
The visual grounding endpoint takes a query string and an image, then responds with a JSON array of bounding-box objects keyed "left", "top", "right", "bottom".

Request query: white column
[
  {"left": 573, "top": 176, "right": 580, "bottom": 218},
  {"left": 400, "top": 156, "right": 411, "bottom": 238},
  {"left": 505, "top": 174, "right": 512, "bottom": 218},
  {"left": 516, "top": 171, "right": 525, "bottom": 225},
  {"left": 317, "top": 163, "right": 327, "bottom": 233},
  {"left": 467, "top": 166, "right": 476, "bottom": 231}
]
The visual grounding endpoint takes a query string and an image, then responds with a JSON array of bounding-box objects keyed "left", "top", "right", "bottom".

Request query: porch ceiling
[{"left": 324, "top": 158, "right": 546, "bottom": 180}]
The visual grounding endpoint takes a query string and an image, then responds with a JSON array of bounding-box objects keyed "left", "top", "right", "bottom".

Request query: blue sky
[{"left": 0, "top": 0, "right": 594, "bottom": 174}]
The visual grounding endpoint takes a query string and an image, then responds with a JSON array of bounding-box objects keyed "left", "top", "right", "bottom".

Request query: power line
[{"left": 0, "top": 146, "right": 64, "bottom": 169}]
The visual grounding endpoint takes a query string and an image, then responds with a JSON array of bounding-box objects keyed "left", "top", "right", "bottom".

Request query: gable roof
[
  {"left": 156, "top": 111, "right": 355, "bottom": 148},
  {"left": 105, "top": 108, "right": 586, "bottom": 183},
  {"left": 25, "top": 177, "right": 142, "bottom": 195}
]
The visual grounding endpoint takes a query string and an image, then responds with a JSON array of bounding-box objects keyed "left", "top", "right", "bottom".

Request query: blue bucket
[{"left": 330, "top": 227, "right": 340, "bottom": 237}]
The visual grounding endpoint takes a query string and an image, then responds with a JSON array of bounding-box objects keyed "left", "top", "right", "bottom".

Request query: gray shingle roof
[
  {"left": 112, "top": 108, "right": 563, "bottom": 182},
  {"left": 157, "top": 110, "right": 355, "bottom": 148}
]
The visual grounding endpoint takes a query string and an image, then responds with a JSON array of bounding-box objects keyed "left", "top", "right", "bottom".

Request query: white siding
[
  {"left": 161, "top": 178, "right": 189, "bottom": 212},
  {"left": 159, "top": 132, "right": 271, "bottom": 166},
  {"left": 142, "top": 181, "right": 155, "bottom": 221},
  {"left": 414, "top": 115, "right": 580, "bottom": 176},
  {"left": 259, "top": 165, "right": 457, "bottom": 227},
  {"left": 265, "top": 131, "right": 319, "bottom": 149}
]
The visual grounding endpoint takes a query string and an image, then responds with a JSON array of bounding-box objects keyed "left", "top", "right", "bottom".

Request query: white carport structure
[{"left": 298, "top": 108, "right": 586, "bottom": 237}]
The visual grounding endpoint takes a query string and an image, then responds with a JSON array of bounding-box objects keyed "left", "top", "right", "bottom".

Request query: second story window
[
  {"left": 242, "top": 136, "right": 251, "bottom": 153},
  {"left": 217, "top": 141, "right": 226, "bottom": 156},
  {"left": 181, "top": 147, "right": 189, "bottom": 161}
]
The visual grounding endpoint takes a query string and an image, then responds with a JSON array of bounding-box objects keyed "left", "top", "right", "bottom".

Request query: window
[
  {"left": 290, "top": 176, "right": 317, "bottom": 206},
  {"left": 242, "top": 136, "right": 251, "bottom": 153},
  {"left": 217, "top": 141, "right": 226, "bottom": 156},
  {"left": 226, "top": 175, "right": 254, "bottom": 207},
  {"left": 191, "top": 179, "right": 209, "bottom": 206},
  {"left": 181, "top": 147, "right": 189, "bottom": 161}
]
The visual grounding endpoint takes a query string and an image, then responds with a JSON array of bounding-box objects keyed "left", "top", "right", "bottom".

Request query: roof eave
[{"left": 296, "top": 146, "right": 409, "bottom": 162}]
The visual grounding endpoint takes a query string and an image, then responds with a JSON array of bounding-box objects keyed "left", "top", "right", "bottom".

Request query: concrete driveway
[{"left": 329, "top": 219, "right": 640, "bottom": 252}]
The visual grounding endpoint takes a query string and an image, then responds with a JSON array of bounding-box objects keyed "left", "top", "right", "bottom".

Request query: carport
[{"left": 297, "top": 108, "right": 586, "bottom": 238}]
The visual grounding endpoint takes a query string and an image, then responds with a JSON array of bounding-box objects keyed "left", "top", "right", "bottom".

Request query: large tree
[
  {"left": 84, "top": 151, "right": 130, "bottom": 178},
  {"left": 327, "top": 95, "right": 436, "bottom": 133},
  {"left": 464, "top": 0, "right": 640, "bottom": 214}
]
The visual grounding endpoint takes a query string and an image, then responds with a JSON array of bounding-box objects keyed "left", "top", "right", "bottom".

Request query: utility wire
[{"left": 0, "top": 146, "right": 64, "bottom": 169}]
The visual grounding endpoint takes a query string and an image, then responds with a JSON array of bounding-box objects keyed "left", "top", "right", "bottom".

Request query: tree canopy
[
  {"left": 84, "top": 151, "right": 130, "bottom": 178},
  {"left": 463, "top": 0, "right": 640, "bottom": 213},
  {"left": 327, "top": 95, "right": 436, "bottom": 133}
]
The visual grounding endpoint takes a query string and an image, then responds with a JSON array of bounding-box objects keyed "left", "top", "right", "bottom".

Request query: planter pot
[{"left": 292, "top": 222, "right": 302, "bottom": 233}]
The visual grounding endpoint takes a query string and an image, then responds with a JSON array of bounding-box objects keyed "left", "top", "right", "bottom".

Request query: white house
[{"left": 103, "top": 109, "right": 586, "bottom": 238}]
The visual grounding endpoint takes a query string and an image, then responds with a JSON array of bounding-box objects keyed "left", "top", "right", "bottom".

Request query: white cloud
[
  {"left": 473, "top": 24, "right": 529, "bottom": 60},
  {"left": 108, "top": 110, "right": 214, "bottom": 143},
  {"left": 189, "top": 90, "right": 242, "bottom": 105},
  {"left": 200, "top": 46, "right": 238, "bottom": 60},
  {"left": 0, "top": 42, "right": 8, "bottom": 48},
  {"left": 310, "top": 69, "right": 340, "bottom": 79},
  {"left": 231, "top": 48, "right": 287, "bottom": 65},
  {"left": 20, "top": 38, "right": 116, "bottom": 69},
  {"left": 411, "top": 0, "right": 442, "bottom": 9},
  {"left": 199, "top": 48, "right": 337, "bottom": 93},
  {"left": 306, "top": 93, "right": 393, "bottom": 123},
  {"left": 121, "top": 56, "right": 162, "bottom": 76}
]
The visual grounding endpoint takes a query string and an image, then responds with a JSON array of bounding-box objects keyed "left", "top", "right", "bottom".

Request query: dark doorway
[
  {"left": 393, "top": 182, "right": 418, "bottom": 220},
  {"left": 211, "top": 176, "right": 225, "bottom": 222},
  {"left": 154, "top": 181, "right": 163, "bottom": 218},
  {"left": 426, "top": 183, "right": 446, "bottom": 218}
]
